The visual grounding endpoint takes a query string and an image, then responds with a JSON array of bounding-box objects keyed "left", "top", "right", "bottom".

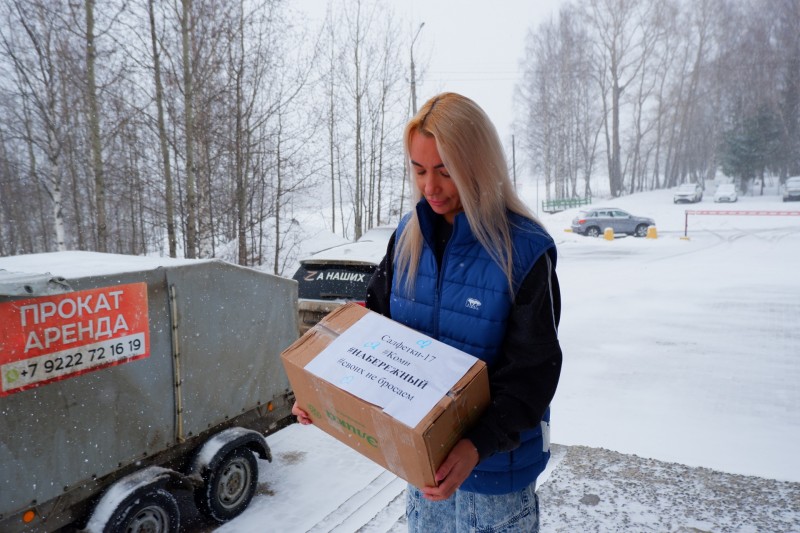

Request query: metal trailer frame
[{"left": 0, "top": 252, "right": 298, "bottom": 532}]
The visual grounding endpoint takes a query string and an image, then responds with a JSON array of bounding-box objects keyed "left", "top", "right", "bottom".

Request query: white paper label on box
[{"left": 304, "top": 312, "right": 478, "bottom": 428}]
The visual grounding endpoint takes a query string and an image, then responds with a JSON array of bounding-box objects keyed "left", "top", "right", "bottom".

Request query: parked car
[
  {"left": 571, "top": 208, "right": 655, "bottom": 238},
  {"left": 292, "top": 226, "right": 394, "bottom": 334},
  {"left": 714, "top": 183, "right": 738, "bottom": 203},
  {"left": 673, "top": 183, "right": 703, "bottom": 203},
  {"left": 782, "top": 176, "right": 800, "bottom": 202}
]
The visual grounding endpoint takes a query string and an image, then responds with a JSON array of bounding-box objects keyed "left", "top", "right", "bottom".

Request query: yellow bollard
[
  {"left": 604, "top": 227, "right": 614, "bottom": 240},
  {"left": 646, "top": 225, "right": 658, "bottom": 239}
]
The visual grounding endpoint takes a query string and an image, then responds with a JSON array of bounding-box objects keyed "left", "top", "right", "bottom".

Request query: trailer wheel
[
  {"left": 105, "top": 486, "right": 180, "bottom": 533},
  {"left": 196, "top": 446, "right": 258, "bottom": 522}
]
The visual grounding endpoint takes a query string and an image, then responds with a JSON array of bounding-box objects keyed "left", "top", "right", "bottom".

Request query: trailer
[{"left": 0, "top": 251, "right": 298, "bottom": 532}]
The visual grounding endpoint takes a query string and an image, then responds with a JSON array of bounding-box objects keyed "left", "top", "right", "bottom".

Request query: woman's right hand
[{"left": 291, "top": 401, "right": 313, "bottom": 425}]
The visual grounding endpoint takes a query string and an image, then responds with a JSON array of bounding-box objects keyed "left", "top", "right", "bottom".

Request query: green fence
[{"left": 541, "top": 195, "right": 592, "bottom": 214}]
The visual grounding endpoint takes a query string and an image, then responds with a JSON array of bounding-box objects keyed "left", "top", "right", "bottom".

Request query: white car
[
  {"left": 291, "top": 226, "right": 394, "bottom": 334},
  {"left": 673, "top": 183, "right": 703, "bottom": 203},
  {"left": 782, "top": 176, "right": 800, "bottom": 202},
  {"left": 713, "top": 183, "right": 738, "bottom": 203}
]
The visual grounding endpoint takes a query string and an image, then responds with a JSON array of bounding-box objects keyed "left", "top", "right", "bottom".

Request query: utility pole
[
  {"left": 402, "top": 22, "right": 425, "bottom": 220},
  {"left": 410, "top": 22, "right": 425, "bottom": 114}
]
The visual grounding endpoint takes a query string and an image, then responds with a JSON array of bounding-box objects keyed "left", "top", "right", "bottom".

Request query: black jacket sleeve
[
  {"left": 365, "top": 231, "right": 396, "bottom": 318},
  {"left": 464, "top": 251, "right": 562, "bottom": 460}
]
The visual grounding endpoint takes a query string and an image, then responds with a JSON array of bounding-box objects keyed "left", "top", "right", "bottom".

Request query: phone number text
[{"left": 2, "top": 332, "right": 147, "bottom": 393}]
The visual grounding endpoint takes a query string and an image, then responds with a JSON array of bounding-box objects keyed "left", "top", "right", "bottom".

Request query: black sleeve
[
  {"left": 365, "top": 231, "right": 396, "bottom": 318},
  {"left": 464, "top": 251, "right": 563, "bottom": 460}
]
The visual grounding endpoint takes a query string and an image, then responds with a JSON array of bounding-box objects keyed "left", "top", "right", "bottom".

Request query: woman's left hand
[
  {"left": 291, "top": 401, "right": 313, "bottom": 425},
  {"left": 421, "top": 439, "right": 480, "bottom": 501}
]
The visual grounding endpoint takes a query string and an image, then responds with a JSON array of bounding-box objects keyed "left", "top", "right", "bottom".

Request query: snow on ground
[
  {"left": 5, "top": 185, "right": 800, "bottom": 533},
  {"left": 545, "top": 187, "right": 800, "bottom": 483},
  {"left": 5, "top": 184, "right": 795, "bottom": 531},
  {"left": 537, "top": 444, "right": 800, "bottom": 532},
  {"left": 212, "top": 185, "right": 800, "bottom": 532},
  {"left": 209, "top": 425, "right": 406, "bottom": 533}
]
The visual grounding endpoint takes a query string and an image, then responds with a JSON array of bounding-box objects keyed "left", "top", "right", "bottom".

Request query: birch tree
[
  {"left": 517, "top": 6, "right": 599, "bottom": 201},
  {"left": 180, "top": 0, "right": 197, "bottom": 257},
  {"left": 147, "top": 0, "right": 177, "bottom": 257},
  {"left": 0, "top": 1, "right": 69, "bottom": 251},
  {"left": 328, "top": 0, "right": 406, "bottom": 238},
  {"left": 584, "top": 0, "right": 654, "bottom": 196},
  {"left": 83, "top": 0, "right": 107, "bottom": 251}
]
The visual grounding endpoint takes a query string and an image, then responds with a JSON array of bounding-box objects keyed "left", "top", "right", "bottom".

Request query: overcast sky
[
  {"left": 298, "top": 0, "right": 566, "bottom": 150},
  {"left": 405, "top": 0, "right": 564, "bottom": 144}
]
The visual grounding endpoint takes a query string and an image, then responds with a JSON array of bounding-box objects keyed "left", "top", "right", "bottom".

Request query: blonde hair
[{"left": 396, "top": 92, "right": 543, "bottom": 298}]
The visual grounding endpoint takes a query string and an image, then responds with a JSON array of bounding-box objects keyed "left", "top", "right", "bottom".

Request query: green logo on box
[{"left": 307, "top": 403, "right": 379, "bottom": 448}]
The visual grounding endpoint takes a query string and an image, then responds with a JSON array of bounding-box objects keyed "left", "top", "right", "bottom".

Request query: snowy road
[{"left": 207, "top": 424, "right": 800, "bottom": 532}]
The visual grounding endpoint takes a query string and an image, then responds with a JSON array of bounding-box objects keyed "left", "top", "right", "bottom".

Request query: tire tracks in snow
[{"left": 645, "top": 224, "right": 800, "bottom": 264}]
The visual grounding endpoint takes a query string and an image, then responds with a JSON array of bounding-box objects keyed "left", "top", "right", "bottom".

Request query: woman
[{"left": 295, "top": 92, "right": 562, "bottom": 532}]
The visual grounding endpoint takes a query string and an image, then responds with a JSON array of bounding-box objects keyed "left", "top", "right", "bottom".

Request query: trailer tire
[
  {"left": 104, "top": 486, "right": 180, "bottom": 533},
  {"left": 196, "top": 446, "right": 258, "bottom": 522}
]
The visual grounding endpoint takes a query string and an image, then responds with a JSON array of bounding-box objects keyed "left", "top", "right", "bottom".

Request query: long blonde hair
[{"left": 395, "top": 92, "right": 543, "bottom": 298}]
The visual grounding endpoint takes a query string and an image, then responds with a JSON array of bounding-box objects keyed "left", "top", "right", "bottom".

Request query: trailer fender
[
  {"left": 83, "top": 466, "right": 191, "bottom": 533},
  {"left": 190, "top": 427, "right": 271, "bottom": 479},
  {"left": 188, "top": 427, "right": 270, "bottom": 523}
]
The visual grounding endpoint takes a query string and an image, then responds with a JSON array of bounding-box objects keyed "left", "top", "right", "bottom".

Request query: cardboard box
[{"left": 281, "top": 302, "right": 489, "bottom": 489}]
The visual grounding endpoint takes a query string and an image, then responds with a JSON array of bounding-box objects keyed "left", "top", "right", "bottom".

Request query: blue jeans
[{"left": 406, "top": 482, "right": 540, "bottom": 533}]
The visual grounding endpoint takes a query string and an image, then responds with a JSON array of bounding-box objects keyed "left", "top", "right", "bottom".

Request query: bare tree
[
  {"left": 778, "top": 0, "right": 800, "bottom": 177},
  {"left": 517, "top": 6, "right": 600, "bottom": 202},
  {"left": 346, "top": 0, "right": 369, "bottom": 239},
  {"left": 644, "top": 0, "right": 681, "bottom": 190},
  {"left": 180, "top": 0, "right": 197, "bottom": 257},
  {"left": 0, "top": 129, "right": 31, "bottom": 254},
  {"left": 224, "top": 0, "right": 286, "bottom": 266},
  {"left": 623, "top": 0, "right": 667, "bottom": 193},
  {"left": 83, "top": 0, "right": 107, "bottom": 251},
  {"left": 365, "top": 13, "right": 403, "bottom": 228},
  {"left": 665, "top": 0, "right": 716, "bottom": 188},
  {"left": 231, "top": 0, "right": 250, "bottom": 266},
  {"left": 584, "top": 0, "right": 655, "bottom": 196},
  {"left": 1, "top": 1, "right": 69, "bottom": 251},
  {"left": 321, "top": 5, "right": 343, "bottom": 234},
  {"left": 147, "top": 0, "right": 177, "bottom": 257},
  {"left": 325, "top": 0, "right": 407, "bottom": 239}
]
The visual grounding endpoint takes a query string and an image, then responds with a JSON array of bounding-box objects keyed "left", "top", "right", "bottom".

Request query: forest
[
  {"left": 517, "top": 0, "right": 800, "bottom": 201},
  {"left": 0, "top": 0, "right": 798, "bottom": 271}
]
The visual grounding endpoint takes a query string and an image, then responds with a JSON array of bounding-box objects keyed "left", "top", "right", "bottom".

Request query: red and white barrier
[{"left": 686, "top": 210, "right": 800, "bottom": 216}]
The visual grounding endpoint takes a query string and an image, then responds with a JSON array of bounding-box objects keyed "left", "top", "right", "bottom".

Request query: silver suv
[{"left": 571, "top": 208, "right": 655, "bottom": 238}]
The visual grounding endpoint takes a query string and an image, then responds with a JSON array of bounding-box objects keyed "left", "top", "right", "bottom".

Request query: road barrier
[
  {"left": 683, "top": 209, "right": 800, "bottom": 237},
  {"left": 542, "top": 195, "right": 592, "bottom": 214}
]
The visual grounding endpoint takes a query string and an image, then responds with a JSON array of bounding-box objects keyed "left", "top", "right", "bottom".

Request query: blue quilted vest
[{"left": 390, "top": 200, "right": 556, "bottom": 494}]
